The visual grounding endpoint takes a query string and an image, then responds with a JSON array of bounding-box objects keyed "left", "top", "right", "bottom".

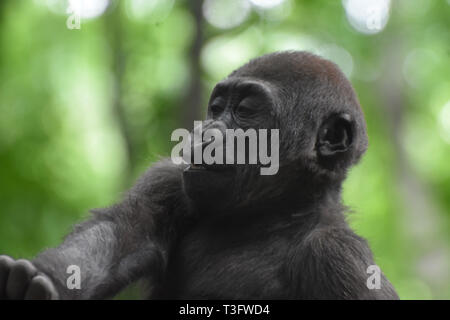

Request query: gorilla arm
[{"left": 0, "top": 159, "right": 190, "bottom": 300}]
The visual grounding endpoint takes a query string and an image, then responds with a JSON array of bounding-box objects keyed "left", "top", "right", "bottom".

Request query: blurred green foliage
[{"left": 0, "top": 0, "right": 448, "bottom": 299}]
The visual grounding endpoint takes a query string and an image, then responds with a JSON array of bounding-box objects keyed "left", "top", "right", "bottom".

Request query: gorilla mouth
[{"left": 186, "top": 163, "right": 234, "bottom": 172}]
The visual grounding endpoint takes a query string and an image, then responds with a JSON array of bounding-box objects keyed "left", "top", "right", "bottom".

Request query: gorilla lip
[
  {"left": 186, "top": 163, "right": 207, "bottom": 171},
  {"left": 189, "top": 163, "right": 205, "bottom": 170},
  {"left": 186, "top": 162, "right": 234, "bottom": 172}
]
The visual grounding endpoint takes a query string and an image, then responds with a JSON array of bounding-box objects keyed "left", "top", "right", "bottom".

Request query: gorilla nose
[
  {"left": 192, "top": 121, "right": 226, "bottom": 145},
  {"left": 189, "top": 120, "right": 228, "bottom": 168},
  {"left": 203, "top": 120, "right": 227, "bottom": 136}
]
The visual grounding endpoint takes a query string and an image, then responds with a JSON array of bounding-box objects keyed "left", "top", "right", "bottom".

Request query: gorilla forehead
[
  {"left": 229, "top": 51, "right": 348, "bottom": 88},
  {"left": 227, "top": 51, "right": 360, "bottom": 114}
]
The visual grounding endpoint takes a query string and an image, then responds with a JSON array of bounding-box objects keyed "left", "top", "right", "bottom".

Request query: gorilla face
[
  {"left": 182, "top": 78, "right": 278, "bottom": 210},
  {"left": 183, "top": 51, "right": 368, "bottom": 213}
]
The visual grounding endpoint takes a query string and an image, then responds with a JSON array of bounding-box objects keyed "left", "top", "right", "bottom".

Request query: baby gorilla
[{"left": 0, "top": 51, "right": 398, "bottom": 300}]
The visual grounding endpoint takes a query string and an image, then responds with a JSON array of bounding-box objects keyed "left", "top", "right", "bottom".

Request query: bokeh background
[{"left": 0, "top": 0, "right": 449, "bottom": 299}]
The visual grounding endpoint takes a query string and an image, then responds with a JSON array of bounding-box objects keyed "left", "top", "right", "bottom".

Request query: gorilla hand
[{"left": 0, "top": 255, "right": 59, "bottom": 300}]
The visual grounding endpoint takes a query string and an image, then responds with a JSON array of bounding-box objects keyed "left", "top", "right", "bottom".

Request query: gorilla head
[{"left": 183, "top": 51, "right": 368, "bottom": 214}]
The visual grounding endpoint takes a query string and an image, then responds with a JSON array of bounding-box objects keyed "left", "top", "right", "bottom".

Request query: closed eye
[
  {"left": 236, "top": 103, "right": 256, "bottom": 117},
  {"left": 210, "top": 104, "right": 224, "bottom": 116}
]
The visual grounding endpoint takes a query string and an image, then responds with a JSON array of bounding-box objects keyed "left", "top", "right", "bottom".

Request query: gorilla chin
[{"left": 183, "top": 163, "right": 236, "bottom": 208}]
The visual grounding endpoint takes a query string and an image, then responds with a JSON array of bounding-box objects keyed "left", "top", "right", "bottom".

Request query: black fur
[{"left": 0, "top": 51, "right": 398, "bottom": 300}]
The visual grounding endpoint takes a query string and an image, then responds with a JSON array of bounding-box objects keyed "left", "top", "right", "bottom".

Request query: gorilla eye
[
  {"left": 210, "top": 104, "right": 224, "bottom": 116},
  {"left": 236, "top": 103, "right": 255, "bottom": 117}
]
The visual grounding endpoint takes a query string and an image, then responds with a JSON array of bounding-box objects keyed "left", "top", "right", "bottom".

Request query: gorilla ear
[{"left": 317, "top": 113, "right": 354, "bottom": 157}]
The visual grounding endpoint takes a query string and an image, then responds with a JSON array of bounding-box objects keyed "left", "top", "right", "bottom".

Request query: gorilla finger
[
  {"left": 25, "top": 275, "right": 59, "bottom": 300},
  {"left": 0, "top": 255, "right": 15, "bottom": 299},
  {"left": 6, "top": 259, "right": 37, "bottom": 299}
]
